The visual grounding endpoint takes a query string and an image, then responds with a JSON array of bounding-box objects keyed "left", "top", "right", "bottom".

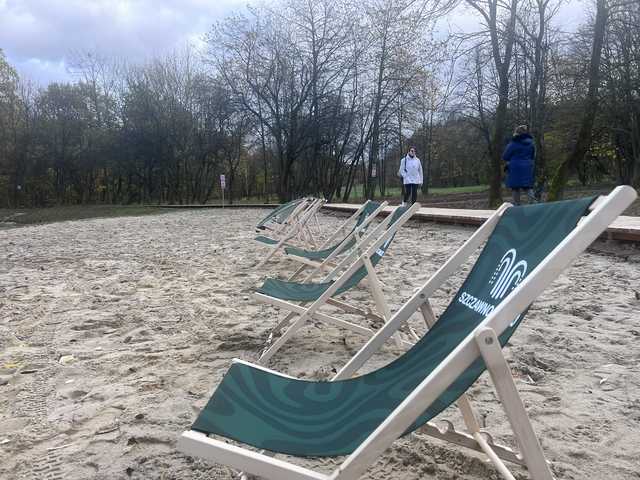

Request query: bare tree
[
  {"left": 466, "top": 0, "right": 520, "bottom": 206},
  {"left": 515, "top": 0, "right": 563, "bottom": 186},
  {"left": 600, "top": 0, "right": 640, "bottom": 187},
  {"left": 548, "top": 0, "right": 609, "bottom": 199},
  {"left": 0, "top": 49, "right": 22, "bottom": 207}
]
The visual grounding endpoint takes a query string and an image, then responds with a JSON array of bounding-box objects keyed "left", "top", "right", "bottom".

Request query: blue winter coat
[{"left": 503, "top": 133, "right": 535, "bottom": 189}]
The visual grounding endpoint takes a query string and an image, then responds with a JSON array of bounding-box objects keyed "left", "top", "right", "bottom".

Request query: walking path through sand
[{"left": 324, "top": 203, "right": 640, "bottom": 242}]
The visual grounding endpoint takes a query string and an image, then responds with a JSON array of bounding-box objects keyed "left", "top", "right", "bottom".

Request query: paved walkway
[{"left": 324, "top": 203, "right": 640, "bottom": 243}]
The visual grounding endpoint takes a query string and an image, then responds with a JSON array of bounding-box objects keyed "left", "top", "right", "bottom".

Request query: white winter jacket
[{"left": 398, "top": 155, "right": 423, "bottom": 185}]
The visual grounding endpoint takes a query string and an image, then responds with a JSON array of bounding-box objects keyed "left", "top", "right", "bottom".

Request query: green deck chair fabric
[
  {"left": 282, "top": 242, "right": 353, "bottom": 261},
  {"left": 254, "top": 235, "right": 280, "bottom": 246},
  {"left": 192, "top": 197, "right": 595, "bottom": 457},
  {"left": 256, "top": 198, "right": 305, "bottom": 230},
  {"left": 257, "top": 205, "right": 405, "bottom": 302},
  {"left": 283, "top": 201, "right": 382, "bottom": 261}
]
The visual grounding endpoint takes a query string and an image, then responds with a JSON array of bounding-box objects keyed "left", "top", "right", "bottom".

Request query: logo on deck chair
[
  {"left": 488, "top": 249, "right": 528, "bottom": 300},
  {"left": 457, "top": 248, "right": 528, "bottom": 320},
  {"left": 375, "top": 237, "right": 393, "bottom": 257}
]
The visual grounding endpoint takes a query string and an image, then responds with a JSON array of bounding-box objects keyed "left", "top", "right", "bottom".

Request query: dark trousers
[
  {"left": 511, "top": 187, "right": 535, "bottom": 206},
  {"left": 403, "top": 183, "right": 418, "bottom": 204}
]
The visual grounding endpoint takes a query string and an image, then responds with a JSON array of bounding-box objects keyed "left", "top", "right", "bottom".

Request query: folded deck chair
[
  {"left": 255, "top": 198, "right": 326, "bottom": 267},
  {"left": 178, "top": 186, "right": 636, "bottom": 480},
  {"left": 284, "top": 200, "right": 388, "bottom": 280},
  {"left": 254, "top": 202, "right": 421, "bottom": 365}
]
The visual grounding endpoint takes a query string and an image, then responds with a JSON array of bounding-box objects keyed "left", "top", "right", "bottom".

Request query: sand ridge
[{"left": 0, "top": 208, "right": 639, "bottom": 479}]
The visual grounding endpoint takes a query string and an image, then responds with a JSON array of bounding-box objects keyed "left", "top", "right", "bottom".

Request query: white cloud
[
  {"left": 1, "top": 0, "right": 591, "bottom": 85},
  {"left": 0, "top": 0, "right": 247, "bottom": 83},
  {"left": 442, "top": 0, "right": 589, "bottom": 36}
]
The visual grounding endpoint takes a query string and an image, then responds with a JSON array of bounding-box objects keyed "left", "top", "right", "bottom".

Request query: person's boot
[{"left": 511, "top": 189, "right": 521, "bottom": 206}]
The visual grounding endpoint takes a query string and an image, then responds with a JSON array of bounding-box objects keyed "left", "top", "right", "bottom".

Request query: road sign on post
[{"left": 220, "top": 174, "right": 226, "bottom": 207}]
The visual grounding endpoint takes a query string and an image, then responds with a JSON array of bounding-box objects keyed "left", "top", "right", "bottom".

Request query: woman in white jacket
[{"left": 398, "top": 146, "right": 423, "bottom": 205}]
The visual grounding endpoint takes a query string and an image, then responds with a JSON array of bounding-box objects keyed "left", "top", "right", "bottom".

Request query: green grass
[
  {"left": 216, "top": 184, "right": 489, "bottom": 203},
  {"left": 149, "top": 197, "right": 279, "bottom": 206},
  {"left": 0, "top": 205, "right": 169, "bottom": 227},
  {"left": 347, "top": 184, "right": 488, "bottom": 199},
  {"left": 427, "top": 185, "right": 489, "bottom": 195}
]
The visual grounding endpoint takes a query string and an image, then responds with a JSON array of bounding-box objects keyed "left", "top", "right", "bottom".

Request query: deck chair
[
  {"left": 254, "top": 203, "right": 421, "bottom": 364},
  {"left": 255, "top": 197, "right": 320, "bottom": 242},
  {"left": 255, "top": 198, "right": 306, "bottom": 233},
  {"left": 178, "top": 186, "right": 636, "bottom": 480},
  {"left": 255, "top": 198, "right": 326, "bottom": 267},
  {"left": 284, "top": 200, "right": 389, "bottom": 281},
  {"left": 298, "top": 200, "right": 380, "bottom": 248}
]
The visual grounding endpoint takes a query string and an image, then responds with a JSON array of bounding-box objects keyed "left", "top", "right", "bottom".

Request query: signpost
[{"left": 220, "top": 174, "right": 226, "bottom": 207}]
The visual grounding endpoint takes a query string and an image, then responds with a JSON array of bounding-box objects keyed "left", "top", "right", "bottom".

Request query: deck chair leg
[
  {"left": 256, "top": 242, "right": 283, "bottom": 268},
  {"left": 362, "top": 257, "right": 403, "bottom": 348},
  {"left": 304, "top": 254, "right": 334, "bottom": 281},
  {"left": 299, "top": 227, "right": 310, "bottom": 248},
  {"left": 258, "top": 315, "right": 309, "bottom": 365},
  {"left": 420, "top": 300, "right": 482, "bottom": 434},
  {"left": 456, "top": 396, "right": 482, "bottom": 435},
  {"left": 288, "top": 263, "right": 308, "bottom": 281},
  {"left": 302, "top": 223, "right": 317, "bottom": 249},
  {"left": 326, "top": 298, "right": 384, "bottom": 323},
  {"left": 418, "top": 298, "right": 437, "bottom": 326},
  {"left": 304, "top": 260, "right": 334, "bottom": 282},
  {"left": 476, "top": 327, "right": 555, "bottom": 480},
  {"left": 314, "top": 212, "right": 321, "bottom": 236},
  {"left": 270, "top": 310, "right": 300, "bottom": 337}
]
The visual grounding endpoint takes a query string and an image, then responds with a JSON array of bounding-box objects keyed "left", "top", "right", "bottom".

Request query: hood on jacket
[{"left": 512, "top": 133, "right": 533, "bottom": 144}]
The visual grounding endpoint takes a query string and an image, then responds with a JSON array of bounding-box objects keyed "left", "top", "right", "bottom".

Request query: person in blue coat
[{"left": 503, "top": 125, "right": 536, "bottom": 205}]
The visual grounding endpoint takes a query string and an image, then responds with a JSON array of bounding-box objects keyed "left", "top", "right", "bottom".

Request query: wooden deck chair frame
[
  {"left": 257, "top": 197, "right": 310, "bottom": 237},
  {"left": 275, "top": 198, "right": 323, "bottom": 246},
  {"left": 286, "top": 201, "right": 389, "bottom": 281},
  {"left": 312, "top": 200, "right": 381, "bottom": 249},
  {"left": 254, "top": 203, "right": 422, "bottom": 365},
  {"left": 257, "top": 198, "right": 307, "bottom": 234},
  {"left": 295, "top": 198, "right": 325, "bottom": 248},
  {"left": 256, "top": 199, "right": 326, "bottom": 268},
  {"left": 317, "top": 201, "right": 374, "bottom": 246},
  {"left": 260, "top": 198, "right": 319, "bottom": 240},
  {"left": 178, "top": 186, "right": 636, "bottom": 480}
]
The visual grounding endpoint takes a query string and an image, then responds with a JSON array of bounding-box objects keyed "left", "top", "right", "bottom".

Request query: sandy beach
[{"left": 1, "top": 208, "right": 639, "bottom": 480}]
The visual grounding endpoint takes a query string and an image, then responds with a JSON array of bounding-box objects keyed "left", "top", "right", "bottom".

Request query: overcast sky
[
  {"left": 0, "top": 0, "right": 247, "bottom": 84},
  {"left": 1, "top": 0, "right": 589, "bottom": 85}
]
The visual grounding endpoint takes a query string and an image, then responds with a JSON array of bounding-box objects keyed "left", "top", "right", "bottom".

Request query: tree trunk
[
  {"left": 548, "top": 0, "right": 608, "bottom": 200},
  {"left": 422, "top": 109, "right": 434, "bottom": 194},
  {"left": 489, "top": 92, "right": 509, "bottom": 205},
  {"left": 467, "top": 0, "right": 519, "bottom": 206}
]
